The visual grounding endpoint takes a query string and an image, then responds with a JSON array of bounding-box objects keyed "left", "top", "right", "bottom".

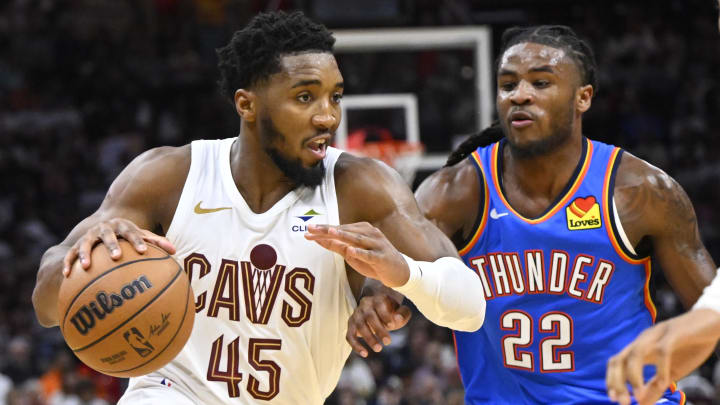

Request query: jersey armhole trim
[
  {"left": 165, "top": 141, "right": 201, "bottom": 240},
  {"left": 459, "top": 150, "right": 489, "bottom": 256},
  {"left": 603, "top": 148, "right": 649, "bottom": 264}
]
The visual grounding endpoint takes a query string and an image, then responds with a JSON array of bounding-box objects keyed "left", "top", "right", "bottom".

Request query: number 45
[
  {"left": 501, "top": 310, "right": 574, "bottom": 372},
  {"left": 207, "top": 335, "right": 282, "bottom": 400}
]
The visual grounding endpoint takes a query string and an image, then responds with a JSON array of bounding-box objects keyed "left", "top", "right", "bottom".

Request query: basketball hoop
[{"left": 343, "top": 127, "right": 424, "bottom": 184}]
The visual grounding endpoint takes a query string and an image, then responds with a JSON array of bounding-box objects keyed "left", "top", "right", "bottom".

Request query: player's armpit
[{"left": 614, "top": 154, "right": 716, "bottom": 308}]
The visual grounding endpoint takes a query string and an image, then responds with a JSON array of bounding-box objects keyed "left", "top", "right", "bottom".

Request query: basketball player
[
  {"left": 31, "top": 11, "right": 486, "bottom": 404},
  {"left": 348, "top": 25, "right": 716, "bottom": 403}
]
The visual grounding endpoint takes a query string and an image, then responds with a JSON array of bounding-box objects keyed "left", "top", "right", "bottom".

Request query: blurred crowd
[{"left": 2, "top": 0, "right": 720, "bottom": 404}]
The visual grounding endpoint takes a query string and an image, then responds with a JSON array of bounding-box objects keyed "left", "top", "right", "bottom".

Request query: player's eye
[
  {"left": 332, "top": 93, "right": 343, "bottom": 104},
  {"left": 297, "top": 93, "right": 312, "bottom": 103},
  {"left": 499, "top": 82, "right": 516, "bottom": 91}
]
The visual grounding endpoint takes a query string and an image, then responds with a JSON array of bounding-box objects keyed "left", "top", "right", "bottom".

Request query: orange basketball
[{"left": 57, "top": 239, "right": 194, "bottom": 378}]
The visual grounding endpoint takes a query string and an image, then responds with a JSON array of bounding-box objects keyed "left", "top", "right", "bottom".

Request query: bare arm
[
  {"left": 306, "top": 154, "right": 485, "bottom": 355},
  {"left": 614, "top": 153, "right": 716, "bottom": 307},
  {"left": 414, "top": 159, "right": 482, "bottom": 244},
  {"left": 606, "top": 308, "right": 720, "bottom": 405},
  {"left": 32, "top": 146, "right": 189, "bottom": 327}
]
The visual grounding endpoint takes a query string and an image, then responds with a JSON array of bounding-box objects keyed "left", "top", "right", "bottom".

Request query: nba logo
[{"left": 123, "top": 327, "right": 155, "bottom": 357}]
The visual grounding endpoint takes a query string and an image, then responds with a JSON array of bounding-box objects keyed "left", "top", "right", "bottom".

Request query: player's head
[
  {"left": 496, "top": 25, "right": 597, "bottom": 158},
  {"left": 216, "top": 11, "right": 341, "bottom": 187}
]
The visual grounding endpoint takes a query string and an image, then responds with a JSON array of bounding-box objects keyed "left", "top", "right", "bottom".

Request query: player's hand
[
  {"left": 606, "top": 309, "right": 720, "bottom": 405},
  {"left": 62, "top": 218, "right": 176, "bottom": 277},
  {"left": 304, "top": 223, "right": 410, "bottom": 288},
  {"left": 347, "top": 294, "right": 411, "bottom": 358}
]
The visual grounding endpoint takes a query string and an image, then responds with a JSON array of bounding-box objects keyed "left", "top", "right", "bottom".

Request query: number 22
[{"left": 501, "top": 310, "right": 574, "bottom": 372}]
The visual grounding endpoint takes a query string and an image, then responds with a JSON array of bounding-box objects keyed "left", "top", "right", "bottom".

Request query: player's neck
[
  {"left": 502, "top": 132, "right": 584, "bottom": 201},
  {"left": 229, "top": 135, "right": 297, "bottom": 214}
]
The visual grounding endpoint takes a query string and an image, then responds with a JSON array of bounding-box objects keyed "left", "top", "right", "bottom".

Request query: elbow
[
  {"left": 450, "top": 297, "right": 486, "bottom": 332},
  {"left": 32, "top": 284, "right": 59, "bottom": 328}
]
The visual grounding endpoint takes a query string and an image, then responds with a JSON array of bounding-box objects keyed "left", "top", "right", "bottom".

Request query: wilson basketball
[{"left": 57, "top": 239, "right": 194, "bottom": 378}]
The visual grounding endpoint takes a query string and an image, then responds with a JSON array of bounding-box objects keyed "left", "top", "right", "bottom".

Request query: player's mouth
[
  {"left": 305, "top": 135, "right": 330, "bottom": 159},
  {"left": 509, "top": 111, "right": 534, "bottom": 129}
]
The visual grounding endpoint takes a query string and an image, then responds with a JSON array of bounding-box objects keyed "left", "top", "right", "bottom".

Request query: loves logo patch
[{"left": 566, "top": 196, "right": 602, "bottom": 230}]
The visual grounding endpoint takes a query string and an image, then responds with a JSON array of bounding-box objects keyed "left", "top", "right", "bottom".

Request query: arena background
[{"left": 2, "top": 0, "right": 720, "bottom": 404}]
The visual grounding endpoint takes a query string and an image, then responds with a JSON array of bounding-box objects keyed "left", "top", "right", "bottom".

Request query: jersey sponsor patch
[
  {"left": 566, "top": 196, "right": 601, "bottom": 230},
  {"left": 293, "top": 209, "right": 322, "bottom": 232}
]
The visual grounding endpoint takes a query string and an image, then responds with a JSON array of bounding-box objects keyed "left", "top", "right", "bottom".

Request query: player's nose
[
  {"left": 510, "top": 80, "right": 535, "bottom": 105},
  {"left": 311, "top": 100, "right": 338, "bottom": 130}
]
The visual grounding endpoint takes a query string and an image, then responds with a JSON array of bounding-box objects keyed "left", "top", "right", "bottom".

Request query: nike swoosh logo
[
  {"left": 194, "top": 201, "right": 232, "bottom": 214},
  {"left": 490, "top": 208, "right": 509, "bottom": 219}
]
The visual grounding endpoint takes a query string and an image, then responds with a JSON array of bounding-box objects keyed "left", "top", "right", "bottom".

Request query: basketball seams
[
  {"left": 60, "top": 245, "right": 171, "bottom": 327},
  {"left": 69, "top": 260, "right": 184, "bottom": 353},
  {"left": 95, "top": 269, "right": 193, "bottom": 375}
]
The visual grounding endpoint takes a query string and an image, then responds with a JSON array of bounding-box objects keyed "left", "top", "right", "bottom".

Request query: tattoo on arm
[{"left": 619, "top": 172, "right": 700, "bottom": 248}]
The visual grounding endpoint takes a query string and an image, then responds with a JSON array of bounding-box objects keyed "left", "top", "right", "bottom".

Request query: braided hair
[
  {"left": 216, "top": 11, "right": 335, "bottom": 103},
  {"left": 445, "top": 121, "right": 504, "bottom": 166},
  {"left": 445, "top": 25, "right": 598, "bottom": 166}
]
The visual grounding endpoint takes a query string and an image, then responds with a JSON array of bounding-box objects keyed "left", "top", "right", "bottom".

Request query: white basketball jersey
[{"left": 127, "top": 138, "right": 355, "bottom": 404}]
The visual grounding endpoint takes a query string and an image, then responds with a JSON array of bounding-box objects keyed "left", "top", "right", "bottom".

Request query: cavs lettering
[{"left": 183, "top": 244, "right": 314, "bottom": 400}]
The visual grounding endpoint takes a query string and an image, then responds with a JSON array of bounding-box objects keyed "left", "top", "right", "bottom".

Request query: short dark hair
[
  {"left": 446, "top": 25, "right": 598, "bottom": 166},
  {"left": 498, "top": 25, "right": 598, "bottom": 92},
  {"left": 216, "top": 11, "right": 335, "bottom": 102}
]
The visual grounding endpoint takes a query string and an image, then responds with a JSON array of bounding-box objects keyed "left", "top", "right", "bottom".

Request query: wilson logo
[
  {"left": 566, "top": 196, "right": 602, "bottom": 231},
  {"left": 70, "top": 276, "right": 153, "bottom": 335}
]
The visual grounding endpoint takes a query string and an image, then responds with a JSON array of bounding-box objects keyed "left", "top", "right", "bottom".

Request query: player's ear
[
  {"left": 234, "top": 89, "right": 256, "bottom": 122},
  {"left": 576, "top": 84, "right": 593, "bottom": 114}
]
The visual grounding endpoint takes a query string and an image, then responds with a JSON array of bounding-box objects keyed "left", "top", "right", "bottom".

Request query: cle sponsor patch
[{"left": 566, "top": 196, "right": 602, "bottom": 230}]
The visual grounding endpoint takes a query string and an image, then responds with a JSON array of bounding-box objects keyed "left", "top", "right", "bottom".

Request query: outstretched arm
[
  {"left": 306, "top": 154, "right": 485, "bottom": 338},
  {"left": 606, "top": 302, "right": 720, "bottom": 405}
]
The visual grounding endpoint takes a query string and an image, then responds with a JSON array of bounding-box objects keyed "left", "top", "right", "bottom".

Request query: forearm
[
  {"left": 392, "top": 255, "right": 485, "bottom": 332},
  {"left": 32, "top": 245, "right": 68, "bottom": 327},
  {"left": 361, "top": 278, "right": 404, "bottom": 304}
]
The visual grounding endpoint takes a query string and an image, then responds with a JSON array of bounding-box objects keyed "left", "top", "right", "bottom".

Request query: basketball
[{"left": 57, "top": 239, "right": 195, "bottom": 378}]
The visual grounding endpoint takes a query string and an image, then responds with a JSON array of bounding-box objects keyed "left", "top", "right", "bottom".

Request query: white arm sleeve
[
  {"left": 692, "top": 268, "right": 720, "bottom": 315},
  {"left": 392, "top": 254, "right": 485, "bottom": 332}
]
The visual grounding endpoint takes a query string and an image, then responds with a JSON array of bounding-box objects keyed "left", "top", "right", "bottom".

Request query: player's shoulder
[
  {"left": 111, "top": 144, "right": 191, "bottom": 200},
  {"left": 614, "top": 151, "right": 675, "bottom": 194},
  {"left": 334, "top": 152, "right": 405, "bottom": 192},
  {"left": 334, "top": 152, "right": 414, "bottom": 223},
  {"left": 417, "top": 158, "right": 480, "bottom": 211},
  {"left": 613, "top": 150, "right": 691, "bottom": 238}
]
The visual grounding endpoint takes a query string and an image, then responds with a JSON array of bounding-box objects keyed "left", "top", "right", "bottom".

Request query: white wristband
[
  {"left": 392, "top": 254, "right": 485, "bottom": 332},
  {"left": 693, "top": 269, "right": 720, "bottom": 315}
]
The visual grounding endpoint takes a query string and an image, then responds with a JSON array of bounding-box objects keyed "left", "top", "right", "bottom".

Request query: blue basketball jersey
[{"left": 455, "top": 138, "right": 685, "bottom": 404}]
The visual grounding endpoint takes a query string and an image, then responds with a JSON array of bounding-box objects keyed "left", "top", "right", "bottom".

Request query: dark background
[{"left": 2, "top": 0, "right": 720, "bottom": 404}]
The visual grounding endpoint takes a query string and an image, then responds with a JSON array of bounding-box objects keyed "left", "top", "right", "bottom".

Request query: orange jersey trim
[
  {"left": 601, "top": 147, "right": 656, "bottom": 321},
  {"left": 490, "top": 141, "right": 593, "bottom": 224},
  {"left": 601, "top": 147, "right": 647, "bottom": 265},
  {"left": 459, "top": 150, "right": 489, "bottom": 256}
]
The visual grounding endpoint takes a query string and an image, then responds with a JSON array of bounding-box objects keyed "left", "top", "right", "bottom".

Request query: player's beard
[
  {"left": 504, "top": 103, "right": 575, "bottom": 159},
  {"left": 260, "top": 116, "right": 326, "bottom": 188}
]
